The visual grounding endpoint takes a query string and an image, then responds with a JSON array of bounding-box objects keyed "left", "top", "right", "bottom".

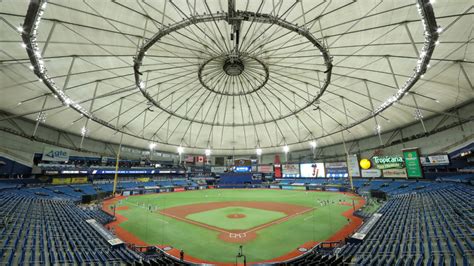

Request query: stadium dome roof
[{"left": 0, "top": 0, "right": 472, "bottom": 155}]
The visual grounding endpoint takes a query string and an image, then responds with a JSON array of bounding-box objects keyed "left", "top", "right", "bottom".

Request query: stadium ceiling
[{"left": 0, "top": 0, "right": 472, "bottom": 155}]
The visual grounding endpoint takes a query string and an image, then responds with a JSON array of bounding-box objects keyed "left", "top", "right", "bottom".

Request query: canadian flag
[{"left": 197, "top": 156, "right": 204, "bottom": 163}]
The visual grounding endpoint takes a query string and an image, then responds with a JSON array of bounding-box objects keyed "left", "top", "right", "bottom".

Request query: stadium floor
[{"left": 103, "top": 189, "right": 365, "bottom": 264}]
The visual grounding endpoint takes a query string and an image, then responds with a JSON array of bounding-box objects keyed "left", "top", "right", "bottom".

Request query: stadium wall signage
[
  {"left": 402, "top": 148, "right": 423, "bottom": 178},
  {"left": 325, "top": 162, "right": 348, "bottom": 178},
  {"left": 325, "top": 162, "right": 347, "bottom": 168},
  {"left": 420, "top": 155, "right": 450, "bottom": 166},
  {"left": 258, "top": 165, "right": 274, "bottom": 173},
  {"left": 361, "top": 169, "right": 382, "bottom": 178},
  {"left": 42, "top": 146, "right": 69, "bottom": 162},
  {"left": 382, "top": 168, "right": 408, "bottom": 178},
  {"left": 372, "top": 156, "right": 404, "bottom": 169},
  {"left": 211, "top": 166, "right": 227, "bottom": 173},
  {"left": 347, "top": 155, "right": 361, "bottom": 177}
]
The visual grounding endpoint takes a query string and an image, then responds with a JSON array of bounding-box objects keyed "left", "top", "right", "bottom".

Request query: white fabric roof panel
[{"left": 0, "top": 0, "right": 472, "bottom": 155}]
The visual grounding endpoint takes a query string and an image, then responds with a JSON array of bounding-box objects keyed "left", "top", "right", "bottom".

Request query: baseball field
[{"left": 103, "top": 189, "right": 364, "bottom": 264}]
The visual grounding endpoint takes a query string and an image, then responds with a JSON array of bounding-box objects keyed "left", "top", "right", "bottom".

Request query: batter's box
[{"left": 229, "top": 233, "right": 247, "bottom": 239}]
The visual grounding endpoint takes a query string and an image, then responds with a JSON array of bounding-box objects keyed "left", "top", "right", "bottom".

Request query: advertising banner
[
  {"left": 347, "top": 154, "right": 360, "bottom": 177},
  {"left": 258, "top": 165, "right": 274, "bottom": 173},
  {"left": 292, "top": 186, "right": 307, "bottom": 190},
  {"left": 234, "top": 159, "right": 251, "bottom": 166},
  {"left": 326, "top": 168, "right": 348, "bottom": 178},
  {"left": 274, "top": 164, "right": 282, "bottom": 178},
  {"left": 372, "top": 156, "right": 404, "bottom": 169},
  {"left": 136, "top": 177, "right": 150, "bottom": 182},
  {"left": 382, "top": 168, "right": 408, "bottom": 178},
  {"left": 173, "top": 187, "right": 185, "bottom": 192},
  {"left": 300, "top": 163, "right": 325, "bottom": 178},
  {"left": 60, "top": 170, "right": 88, "bottom": 175},
  {"left": 234, "top": 166, "right": 251, "bottom": 172},
  {"left": 282, "top": 164, "right": 300, "bottom": 178},
  {"left": 420, "top": 155, "right": 450, "bottom": 166},
  {"left": 42, "top": 146, "right": 69, "bottom": 162},
  {"left": 325, "top": 162, "right": 347, "bottom": 168},
  {"left": 361, "top": 169, "right": 382, "bottom": 178},
  {"left": 402, "top": 148, "right": 423, "bottom": 178},
  {"left": 211, "top": 166, "right": 227, "bottom": 173},
  {"left": 70, "top": 177, "right": 88, "bottom": 184},
  {"left": 52, "top": 177, "right": 71, "bottom": 185},
  {"left": 91, "top": 169, "right": 157, "bottom": 175}
]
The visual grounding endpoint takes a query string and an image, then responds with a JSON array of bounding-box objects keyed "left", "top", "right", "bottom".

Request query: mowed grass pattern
[
  {"left": 115, "top": 189, "right": 356, "bottom": 263},
  {"left": 186, "top": 206, "right": 287, "bottom": 230}
]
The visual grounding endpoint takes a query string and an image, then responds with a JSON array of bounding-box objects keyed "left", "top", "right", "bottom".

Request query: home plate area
[{"left": 229, "top": 233, "right": 247, "bottom": 238}]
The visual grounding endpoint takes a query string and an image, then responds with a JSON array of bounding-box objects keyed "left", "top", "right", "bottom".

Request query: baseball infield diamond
[
  {"left": 103, "top": 189, "right": 365, "bottom": 264},
  {"left": 185, "top": 206, "right": 287, "bottom": 230}
]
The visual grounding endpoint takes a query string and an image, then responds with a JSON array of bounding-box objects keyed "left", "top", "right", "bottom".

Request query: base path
[{"left": 160, "top": 201, "right": 313, "bottom": 243}]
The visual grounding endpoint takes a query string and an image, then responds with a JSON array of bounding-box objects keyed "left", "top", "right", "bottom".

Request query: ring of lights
[
  {"left": 197, "top": 54, "right": 270, "bottom": 96},
  {"left": 133, "top": 11, "right": 332, "bottom": 126},
  {"left": 22, "top": 0, "right": 439, "bottom": 151}
]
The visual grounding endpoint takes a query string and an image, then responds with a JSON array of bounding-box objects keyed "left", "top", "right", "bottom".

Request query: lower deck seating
[
  {"left": 0, "top": 192, "right": 142, "bottom": 265},
  {"left": 336, "top": 183, "right": 473, "bottom": 265}
]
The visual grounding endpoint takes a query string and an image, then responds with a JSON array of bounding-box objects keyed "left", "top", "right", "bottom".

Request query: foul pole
[{"left": 112, "top": 133, "right": 124, "bottom": 196}]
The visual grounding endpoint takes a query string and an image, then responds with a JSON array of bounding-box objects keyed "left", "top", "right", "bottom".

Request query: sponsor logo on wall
[
  {"left": 361, "top": 169, "right": 382, "bottom": 178},
  {"left": 420, "top": 155, "right": 450, "bottom": 166},
  {"left": 42, "top": 146, "right": 69, "bottom": 162},
  {"left": 402, "top": 148, "right": 423, "bottom": 178},
  {"left": 211, "top": 166, "right": 227, "bottom": 173},
  {"left": 372, "top": 156, "right": 404, "bottom": 169},
  {"left": 382, "top": 168, "right": 408, "bottom": 178},
  {"left": 347, "top": 154, "right": 361, "bottom": 177},
  {"left": 258, "top": 165, "right": 274, "bottom": 173}
]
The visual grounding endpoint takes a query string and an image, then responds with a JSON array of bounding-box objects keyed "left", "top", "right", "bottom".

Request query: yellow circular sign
[{"left": 360, "top": 159, "right": 371, "bottom": 169}]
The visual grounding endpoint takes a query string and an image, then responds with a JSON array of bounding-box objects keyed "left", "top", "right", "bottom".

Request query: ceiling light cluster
[
  {"left": 22, "top": 0, "right": 115, "bottom": 136},
  {"left": 80, "top": 126, "right": 88, "bottom": 137},
  {"left": 374, "top": 0, "right": 439, "bottom": 115}
]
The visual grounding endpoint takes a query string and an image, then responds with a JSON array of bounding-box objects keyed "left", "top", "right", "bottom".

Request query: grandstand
[{"left": 0, "top": 0, "right": 473, "bottom": 265}]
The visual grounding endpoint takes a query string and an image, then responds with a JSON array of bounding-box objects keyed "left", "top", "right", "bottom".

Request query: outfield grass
[
  {"left": 186, "top": 206, "right": 287, "bottom": 230},
  {"left": 115, "top": 189, "right": 357, "bottom": 263}
]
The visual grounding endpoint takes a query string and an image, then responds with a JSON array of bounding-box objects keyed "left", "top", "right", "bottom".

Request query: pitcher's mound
[{"left": 227, "top": 213, "right": 246, "bottom": 219}]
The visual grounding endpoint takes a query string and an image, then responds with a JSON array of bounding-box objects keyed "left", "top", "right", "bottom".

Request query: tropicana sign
[{"left": 372, "top": 156, "right": 404, "bottom": 169}]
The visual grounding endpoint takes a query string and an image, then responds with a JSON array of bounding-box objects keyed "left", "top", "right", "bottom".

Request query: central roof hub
[{"left": 223, "top": 57, "right": 244, "bottom": 76}]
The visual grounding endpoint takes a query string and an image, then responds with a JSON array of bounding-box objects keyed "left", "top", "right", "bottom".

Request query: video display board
[
  {"left": 282, "top": 164, "right": 300, "bottom": 178},
  {"left": 300, "top": 163, "right": 325, "bottom": 178}
]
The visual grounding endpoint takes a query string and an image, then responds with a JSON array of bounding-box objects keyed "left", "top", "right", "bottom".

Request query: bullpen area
[{"left": 103, "top": 189, "right": 365, "bottom": 264}]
